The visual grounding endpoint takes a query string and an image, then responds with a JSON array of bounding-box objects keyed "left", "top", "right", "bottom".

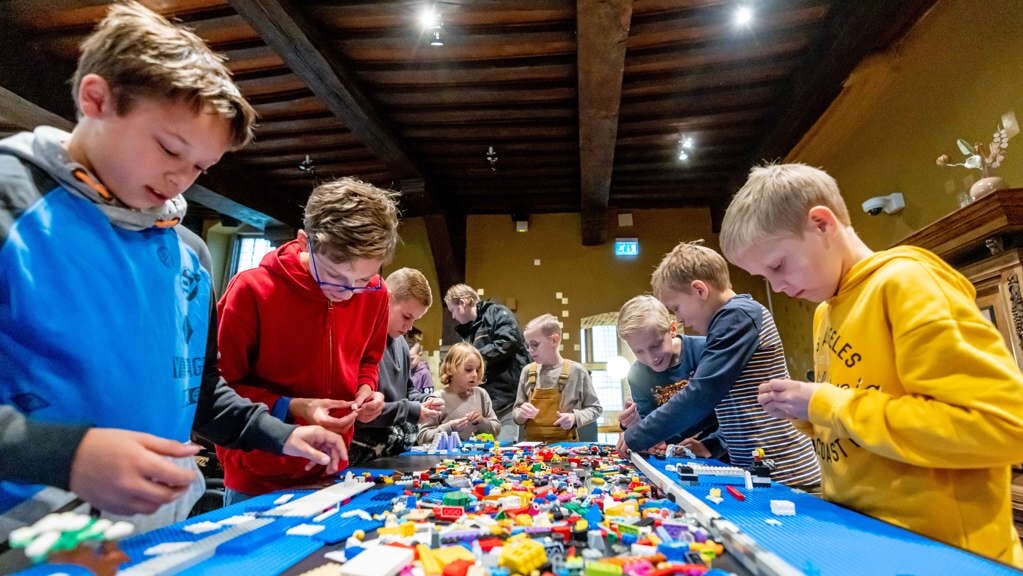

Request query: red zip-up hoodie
[{"left": 215, "top": 240, "right": 388, "bottom": 495}]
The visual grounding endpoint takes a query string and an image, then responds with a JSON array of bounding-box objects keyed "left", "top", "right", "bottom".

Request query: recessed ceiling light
[{"left": 734, "top": 5, "right": 754, "bottom": 28}]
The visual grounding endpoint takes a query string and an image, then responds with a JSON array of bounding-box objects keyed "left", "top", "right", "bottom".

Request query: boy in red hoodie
[{"left": 216, "top": 177, "right": 398, "bottom": 503}]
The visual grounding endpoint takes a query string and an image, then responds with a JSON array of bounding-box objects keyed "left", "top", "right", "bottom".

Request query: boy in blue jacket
[{"left": 0, "top": 1, "right": 346, "bottom": 540}]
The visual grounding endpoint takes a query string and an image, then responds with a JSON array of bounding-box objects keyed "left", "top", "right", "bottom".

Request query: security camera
[{"left": 861, "top": 192, "right": 905, "bottom": 216}]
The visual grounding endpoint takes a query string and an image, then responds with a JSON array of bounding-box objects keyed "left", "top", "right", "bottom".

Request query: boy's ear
[
  {"left": 77, "top": 74, "right": 115, "bottom": 119},
  {"left": 690, "top": 279, "right": 709, "bottom": 299},
  {"left": 807, "top": 205, "right": 840, "bottom": 236}
]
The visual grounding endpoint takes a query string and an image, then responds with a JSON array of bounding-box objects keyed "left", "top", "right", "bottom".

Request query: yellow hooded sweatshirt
[{"left": 806, "top": 245, "right": 1023, "bottom": 567}]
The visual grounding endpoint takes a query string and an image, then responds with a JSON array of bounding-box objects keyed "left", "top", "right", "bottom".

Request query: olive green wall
[
  {"left": 384, "top": 217, "right": 443, "bottom": 350},
  {"left": 770, "top": 0, "right": 1023, "bottom": 378}
]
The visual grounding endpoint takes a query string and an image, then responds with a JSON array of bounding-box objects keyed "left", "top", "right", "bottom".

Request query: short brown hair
[
  {"left": 385, "top": 267, "right": 432, "bottom": 308},
  {"left": 617, "top": 295, "right": 672, "bottom": 340},
  {"left": 439, "top": 342, "right": 484, "bottom": 386},
  {"left": 651, "top": 240, "right": 731, "bottom": 296},
  {"left": 304, "top": 177, "right": 400, "bottom": 264},
  {"left": 720, "top": 163, "right": 849, "bottom": 262},
  {"left": 524, "top": 313, "right": 562, "bottom": 337},
  {"left": 73, "top": 1, "right": 256, "bottom": 149},
  {"left": 444, "top": 284, "right": 479, "bottom": 308}
]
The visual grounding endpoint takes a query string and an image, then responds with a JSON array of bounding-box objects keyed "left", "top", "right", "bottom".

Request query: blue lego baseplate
[
  {"left": 15, "top": 487, "right": 389, "bottom": 576},
  {"left": 646, "top": 457, "right": 1022, "bottom": 575}
]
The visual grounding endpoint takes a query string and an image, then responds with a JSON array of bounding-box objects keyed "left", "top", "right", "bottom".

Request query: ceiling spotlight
[
  {"left": 677, "top": 135, "right": 694, "bottom": 162},
  {"left": 419, "top": 6, "right": 441, "bottom": 30},
  {"left": 298, "top": 154, "right": 316, "bottom": 175},
  {"left": 420, "top": 6, "right": 444, "bottom": 47},
  {"left": 486, "top": 145, "right": 499, "bottom": 171},
  {"left": 734, "top": 5, "right": 753, "bottom": 28}
]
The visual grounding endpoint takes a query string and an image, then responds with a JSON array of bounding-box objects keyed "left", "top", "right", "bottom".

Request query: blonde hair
[
  {"left": 617, "top": 295, "right": 673, "bottom": 340},
  {"left": 385, "top": 267, "right": 432, "bottom": 307},
  {"left": 720, "top": 163, "right": 849, "bottom": 262},
  {"left": 651, "top": 240, "right": 731, "bottom": 296},
  {"left": 524, "top": 313, "right": 562, "bottom": 337},
  {"left": 73, "top": 1, "right": 256, "bottom": 149},
  {"left": 439, "top": 343, "right": 484, "bottom": 386},
  {"left": 444, "top": 284, "right": 479, "bottom": 308},
  {"left": 304, "top": 177, "right": 400, "bottom": 264}
]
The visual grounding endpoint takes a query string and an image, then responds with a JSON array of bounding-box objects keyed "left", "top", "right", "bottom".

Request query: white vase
[{"left": 970, "top": 176, "right": 1006, "bottom": 200}]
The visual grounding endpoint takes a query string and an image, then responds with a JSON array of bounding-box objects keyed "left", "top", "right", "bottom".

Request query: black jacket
[{"left": 455, "top": 300, "right": 529, "bottom": 415}]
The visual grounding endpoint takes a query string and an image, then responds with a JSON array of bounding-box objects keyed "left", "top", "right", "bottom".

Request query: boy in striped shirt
[{"left": 617, "top": 241, "right": 820, "bottom": 489}]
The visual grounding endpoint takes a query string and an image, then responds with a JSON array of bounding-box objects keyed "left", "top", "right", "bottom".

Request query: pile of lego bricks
[{"left": 316, "top": 443, "right": 737, "bottom": 576}]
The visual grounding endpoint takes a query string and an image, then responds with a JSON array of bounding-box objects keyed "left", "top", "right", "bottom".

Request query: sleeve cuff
[{"left": 271, "top": 397, "right": 292, "bottom": 423}]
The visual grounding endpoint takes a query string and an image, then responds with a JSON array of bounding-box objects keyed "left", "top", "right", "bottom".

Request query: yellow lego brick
[
  {"left": 417, "top": 544, "right": 443, "bottom": 576},
  {"left": 498, "top": 538, "right": 547, "bottom": 575},
  {"left": 433, "top": 545, "right": 475, "bottom": 565}
]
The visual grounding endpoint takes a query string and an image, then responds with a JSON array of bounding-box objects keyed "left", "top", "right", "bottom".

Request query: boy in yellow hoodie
[{"left": 720, "top": 162, "right": 1023, "bottom": 567}]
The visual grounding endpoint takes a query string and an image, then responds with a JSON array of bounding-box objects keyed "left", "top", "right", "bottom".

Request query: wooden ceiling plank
[
  {"left": 229, "top": 0, "right": 421, "bottom": 180},
  {"left": 578, "top": 0, "right": 633, "bottom": 246}
]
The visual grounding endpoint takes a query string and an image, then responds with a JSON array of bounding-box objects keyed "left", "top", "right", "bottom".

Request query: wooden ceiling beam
[{"left": 577, "top": 0, "right": 633, "bottom": 246}]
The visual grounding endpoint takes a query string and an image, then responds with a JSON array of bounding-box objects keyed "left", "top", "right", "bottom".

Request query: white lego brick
[{"left": 770, "top": 499, "right": 796, "bottom": 516}]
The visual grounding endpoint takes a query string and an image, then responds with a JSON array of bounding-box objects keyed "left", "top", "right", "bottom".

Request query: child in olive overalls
[{"left": 513, "top": 314, "right": 602, "bottom": 442}]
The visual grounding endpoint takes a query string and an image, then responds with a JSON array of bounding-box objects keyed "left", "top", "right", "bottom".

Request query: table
[{"left": 12, "top": 443, "right": 1022, "bottom": 575}]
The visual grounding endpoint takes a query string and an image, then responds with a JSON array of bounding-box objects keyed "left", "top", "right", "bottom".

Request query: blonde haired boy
[
  {"left": 513, "top": 314, "right": 602, "bottom": 442},
  {"left": 349, "top": 268, "right": 444, "bottom": 464},
  {"left": 721, "top": 162, "right": 1023, "bottom": 566},
  {"left": 616, "top": 295, "right": 721, "bottom": 459},
  {"left": 216, "top": 177, "right": 399, "bottom": 502},
  {"left": 0, "top": 0, "right": 345, "bottom": 536},
  {"left": 617, "top": 241, "right": 821, "bottom": 489}
]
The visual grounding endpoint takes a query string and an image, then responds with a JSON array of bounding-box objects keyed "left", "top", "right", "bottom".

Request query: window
[
  {"left": 231, "top": 236, "right": 275, "bottom": 277},
  {"left": 579, "top": 312, "right": 635, "bottom": 444}
]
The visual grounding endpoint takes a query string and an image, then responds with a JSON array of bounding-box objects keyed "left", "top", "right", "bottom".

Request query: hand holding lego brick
[{"left": 290, "top": 397, "right": 359, "bottom": 434}]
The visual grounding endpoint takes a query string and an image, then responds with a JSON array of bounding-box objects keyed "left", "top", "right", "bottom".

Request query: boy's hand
[
  {"left": 291, "top": 397, "right": 359, "bottom": 434},
  {"left": 618, "top": 400, "right": 639, "bottom": 428},
  {"left": 679, "top": 436, "right": 711, "bottom": 458},
  {"left": 616, "top": 434, "right": 631, "bottom": 457},
  {"left": 419, "top": 397, "right": 444, "bottom": 424},
  {"left": 553, "top": 411, "right": 575, "bottom": 430},
  {"left": 283, "top": 426, "right": 348, "bottom": 473},
  {"left": 519, "top": 402, "right": 539, "bottom": 420},
  {"left": 758, "top": 378, "right": 818, "bottom": 421},
  {"left": 70, "top": 428, "right": 199, "bottom": 516},
  {"left": 646, "top": 442, "right": 668, "bottom": 457},
  {"left": 353, "top": 386, "right": 385, "bottom": 423}
]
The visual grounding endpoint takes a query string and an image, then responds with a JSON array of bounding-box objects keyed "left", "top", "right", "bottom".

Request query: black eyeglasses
[{"left": 307, "top": 235, "right": 383, "bottom": 295}]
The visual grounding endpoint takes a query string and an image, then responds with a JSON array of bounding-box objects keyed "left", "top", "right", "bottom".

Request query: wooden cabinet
[{"left": 898, "top": 187, "right": 1023, "bottom": 535}]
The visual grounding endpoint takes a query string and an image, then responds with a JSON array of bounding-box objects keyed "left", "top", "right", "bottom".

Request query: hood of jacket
[{"left": 835, "top": 245, "right": 973, "bottom": 301}]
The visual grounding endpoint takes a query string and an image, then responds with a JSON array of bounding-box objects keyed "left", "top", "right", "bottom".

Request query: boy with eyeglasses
[{"left": 216, "top": 177, "right": 399, "bottom": 503}]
